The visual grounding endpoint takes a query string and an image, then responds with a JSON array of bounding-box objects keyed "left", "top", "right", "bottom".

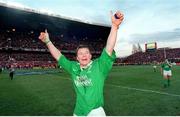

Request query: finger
[
  {"left": 113, "top": 11, "right": 123, "bottom": 19},
  {"left": 39, "top": 34, "right": 43, "bottom": 39},
  {"left": 117, "top": 12, "right": 123, "bottom": 18},
  {"left": 117, "top": 13, "right": 124, "bottom": 20},
  {"left": 39, "top": 33, "right": 45, "bottom": 39},
  {"left": 38, "top": 35, "right": 42, "bottom": 40},
  {"left": 120, "top": 14, "right": 124, "bottom": 20},
  {"left": 120, "top": 17, "right": 124, "bottom": 22},
  {"left": 120, "top": 13, "right": 124, "bottom": 18},
  {"left": 45, "top": 29, "right": 48, "bottom": 33}
]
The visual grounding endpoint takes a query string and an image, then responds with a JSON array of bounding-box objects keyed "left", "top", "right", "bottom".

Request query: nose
[{"left": 82, "top": 55, "right": 87, "bottom": 58}]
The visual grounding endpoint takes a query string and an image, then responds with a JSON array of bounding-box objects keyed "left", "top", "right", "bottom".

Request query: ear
[
  {"left": 90, "top": 54, "right": 92, "bottom": 60},
  {"left": 76, "top": 56, "right": 79, "bottom": 61}
]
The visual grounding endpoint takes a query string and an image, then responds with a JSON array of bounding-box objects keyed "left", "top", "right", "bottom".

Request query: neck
[{"left": 80, "top": 61, "right": 92, "bottom": 69}]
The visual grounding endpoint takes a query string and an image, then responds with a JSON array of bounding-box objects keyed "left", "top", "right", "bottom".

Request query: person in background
[
  {"left": 161, "top": 59, "right": 172, "bottom": 88},
  {"left": 9, "top": 66, "right": 15, "bottom": 80}
]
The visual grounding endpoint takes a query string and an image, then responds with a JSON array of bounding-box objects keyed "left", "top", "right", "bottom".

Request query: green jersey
[
  {"left": 161, "top": 63, "right": 171, "bottom": 71},
  {"left": 58, "top": 48, "right": 116, "bottom": 116}
]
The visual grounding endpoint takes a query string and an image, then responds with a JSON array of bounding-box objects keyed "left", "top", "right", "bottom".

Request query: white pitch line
[
  {"left": 107, "top": 84, "right": 180, "bottom": 98},
  {"left": 58, "top": 76, "right": 180, "bottom": 98}
]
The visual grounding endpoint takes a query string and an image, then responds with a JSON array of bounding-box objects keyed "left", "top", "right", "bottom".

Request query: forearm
[
  {"left": 46, "top": 42, "right": 61, "bottom": 61},
  {"left": 105, "top": 25, "right": 118, "bottom": 56},
  {"left": 39, "top": 30, "right": 61, "bottom": 61}
]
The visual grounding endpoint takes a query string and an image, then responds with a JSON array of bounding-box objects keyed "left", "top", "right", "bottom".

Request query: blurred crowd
[
  {"left": 123, "top": 48, "right": 180, "bottom": 65},
  {"left": 0, "top": 30, "right": 105, "bottom": 69},
  {"left": 1, "top": 29, "right": 180, "bottom": 69}
]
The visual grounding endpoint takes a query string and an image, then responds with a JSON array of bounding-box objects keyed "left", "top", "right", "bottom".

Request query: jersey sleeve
[
  {"left": 57, "top": 55, "right": 73, "bottom": 74},
  {"left": 161, "top": 64, "right": 164, "bottom": 68},
  {"left": 97, "top": 48, "right": 116, "bottom": 78}
]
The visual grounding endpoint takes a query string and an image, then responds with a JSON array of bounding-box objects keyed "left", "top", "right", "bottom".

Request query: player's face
[{"left": 77, "top": 48, "right": 92, "bottom": 67}]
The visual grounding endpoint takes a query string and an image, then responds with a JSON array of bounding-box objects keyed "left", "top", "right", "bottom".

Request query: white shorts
[
  {"left": 74, "top": 107, "right": 106, "bottom": 116},
  {"left": 163, "top": 70, "right": 172, "bottom": 77}
]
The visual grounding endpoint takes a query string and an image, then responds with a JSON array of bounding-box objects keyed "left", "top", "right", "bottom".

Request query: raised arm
[
  {"left": 106, "top": 11, "right": 124, "bottom": 56},
  {"left": 39, "top": 30, "right": 61, "bottom": 61}
]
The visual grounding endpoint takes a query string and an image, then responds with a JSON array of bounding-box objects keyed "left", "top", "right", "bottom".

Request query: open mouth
[{"left": 82, "top": 58, "right": 87, "bottom": 61}]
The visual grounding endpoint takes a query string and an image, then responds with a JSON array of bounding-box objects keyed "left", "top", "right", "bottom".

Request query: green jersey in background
[{"left": 161, "top": 63, "right": 171, "bottom": 71}]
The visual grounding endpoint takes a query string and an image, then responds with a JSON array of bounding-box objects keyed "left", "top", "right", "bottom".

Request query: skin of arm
[
  {"left": 39, "top": 11, "right": 124, "bottom": 60},
  {"left": 39, "top": 30, "right": 61, "bottom": 61},
  {"left": 106, "top": 11, "right": 124, "bottom": 56}
]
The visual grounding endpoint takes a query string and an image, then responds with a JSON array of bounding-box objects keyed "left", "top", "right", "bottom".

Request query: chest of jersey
[{"left": 71, "top": 63, "right": 104, "bottom": 95}]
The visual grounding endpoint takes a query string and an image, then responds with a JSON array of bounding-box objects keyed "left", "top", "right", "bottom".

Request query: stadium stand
[
  {"left": 0, "top": 4, "right": 110, "bottom": 69},
  {"left": 122, "top": 48, "right": 180, "bottom": 65},
  {"left": 1, "top": 4, "right": 180, "bottom": 69}
]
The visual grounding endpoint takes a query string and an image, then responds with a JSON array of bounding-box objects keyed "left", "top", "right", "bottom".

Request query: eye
[{"left": 85, "top": 51, "right": 89, "bottom": 54}]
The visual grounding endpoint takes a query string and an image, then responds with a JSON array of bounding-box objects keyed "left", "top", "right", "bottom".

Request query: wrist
[
  {"left": 112, "top": 24, "right": 119, "bottom": 30},
  {"left": 45, "top": 40, "right": 52, "bottom": 45},
  {"left": 44, "top": 37, "right": 50, "bottom": 44}
]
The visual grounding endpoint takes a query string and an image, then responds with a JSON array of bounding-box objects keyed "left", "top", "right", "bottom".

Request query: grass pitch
[{"left": 0, "top": 65, "right": 180, "bottom": 116}]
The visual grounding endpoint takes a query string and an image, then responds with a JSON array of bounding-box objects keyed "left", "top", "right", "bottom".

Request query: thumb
[{"left": 45, "top": 29, "right": 48, "bottom": 33}]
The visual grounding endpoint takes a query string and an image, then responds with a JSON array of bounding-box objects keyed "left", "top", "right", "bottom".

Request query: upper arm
[
  {"left": 97, "top": 48, "right": 116, "bottom": 77},
  {"left": 105, "top": 47, "right": 113, "bottom": 56},
  {"left": 57, "top": 55, "right": 73, "bottom": 73}
]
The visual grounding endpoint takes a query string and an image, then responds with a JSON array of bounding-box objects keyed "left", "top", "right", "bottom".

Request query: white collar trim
[{"left": 80, "top": 61, "right": 93, "bottom": 71}]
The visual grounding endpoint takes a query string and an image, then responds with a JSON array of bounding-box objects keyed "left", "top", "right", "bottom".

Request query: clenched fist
[
  {"left": 39, "top": 29, "right": 51, "bottom": 44},
  {"left": 111, "top": 11, "right": 124, "bottom": 29}
]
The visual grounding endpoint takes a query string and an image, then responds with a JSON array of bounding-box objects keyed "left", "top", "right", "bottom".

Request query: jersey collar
[{"left": 79, "top": 61, "right": 93, "bottom": 71}]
